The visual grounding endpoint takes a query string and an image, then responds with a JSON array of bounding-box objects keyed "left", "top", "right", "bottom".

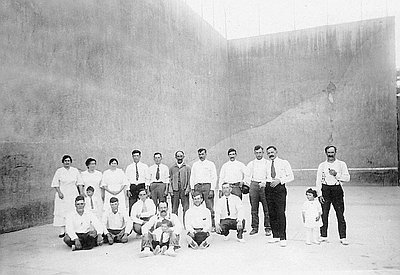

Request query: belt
[
  {"left": 322, "top": 183, "right": 340, "bottom": 186},
  {"left": 196, "top": 182, "right": 210, "bottom": 185},
  {"left": 228, "top": 182, "right": 241, "bottom": 187},
  {"left": 130, "top": 183, "right": 145, "bottom": 185},
  {"left": 152, "top": 181, "right": 164, "bottom": 184}
]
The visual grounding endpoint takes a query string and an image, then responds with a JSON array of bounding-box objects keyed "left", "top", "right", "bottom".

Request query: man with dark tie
[
  {"left": 265, "top": 146, "right": 294, "bottom": 247},
  {"left": 215, "top": 182, "right": 245, "bottom": 242},
  {"left": 148, "top": 152, "right": 169, "bottom": 208},
  {"left": 125, "top": 150, "right": 149, "bottom": 214}
]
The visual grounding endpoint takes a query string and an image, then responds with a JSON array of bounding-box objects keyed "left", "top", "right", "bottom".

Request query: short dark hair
[
  {"left": 110, "top": 197, "right": 119, "bottom": 203},
  {"left": 324, "top": 145, "right": 337, "bottom": 153},
  {"left": 175, "top": 150, "right": 184, "bottom": 157},
  {"left": 85, "top": 158, "right": 96, "bottom": 167},
  {"left": 138, "top": 189, "right": 147, "bottom": 195},
  {"left": 254, "top": 145, "right": 263, "bottom": 151},
  {"left": 75, "top": 195, "right": 85, "bottom": 202},
  {"left": 132, "top": 150, "right": 141, "bottom": 156},
  {"left": 221, "top": 182, "right": 230, "bottom": 188},
  {"left": 192, "top": 191, "right": 204, "bottom": 200},
  {"left": 306, "top": 188, "right": 318, "bottom": 198},
  {"left": 154, "top": 152, "right": 162, "bottom": 158},
  {"left": 266, "top": 145, "right": 277, "bottom": 151},
  {"left": 159, "top": 201, "right": 168, "bottom": 208},
  {"left": 161, "top": 219, "right": 173, "bottom": 227},
  {"left": 62, "top": 155, "right": 72, "bottom": 163},
  {"left": 227, "top": 148, "right": 236, "bottom": 155},
  {"left": 86, "top": 186, "right": 94, "bottom": 192},
  {"left": 109, "top": 158, "right": 118, "bottom": 165},
  {"left": 198, "top": 148, "right": 207, "bottom": 154}
]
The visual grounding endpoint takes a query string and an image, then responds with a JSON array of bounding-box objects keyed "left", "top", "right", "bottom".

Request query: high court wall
[{"left": 0, "top": 0, "right": 397, "bottom": 233}]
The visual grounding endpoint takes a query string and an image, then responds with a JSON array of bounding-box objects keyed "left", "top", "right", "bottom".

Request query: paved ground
[{"left": 1, "top": 186, "right": 400, "bottom": 275}]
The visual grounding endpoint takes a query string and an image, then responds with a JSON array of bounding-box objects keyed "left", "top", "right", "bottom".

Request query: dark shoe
[
  {"left": 58, "top": 233, "right": 65, "bottom": 238},
  {"left": 249, "top": 229, "right": 258, "bottom": 235},
  {"left": 265, "top": 228, "right": 272, "bottom": 236}
]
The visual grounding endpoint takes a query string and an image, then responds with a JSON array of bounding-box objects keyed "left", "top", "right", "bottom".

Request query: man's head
[
  {"left": 228, "top": 148, "right": 237, "bottom": 161},
  {"left": 158, "top": 201, "right": 168, "bottom": 217},
  {"left": 132, "top": 150, "right": 142, "bottom": 163},
  {"left": 138, "top": 189, "right": 147, "bottom": 201},
  {"left": 86, "top": 186, "right": 94, "bottom": 197},
  {"left": 197, "top": 148, "right": 207, "bottom": 161},
  {"left": 192, "top": 191, "right": 204, "bottom": 207},
  {"left": 324, "top": 145, "right": 337, "bottom": 161},
  {"left": 85, "top": 158, "right": 96, "bottom": 171},
  {"left": 154, "top": 152, "right": 162, "bottom": 165},
  {"left": 175, "top": 150, "right": 185, "bottom": 164},
  {"left": 75, "top": 195, "right": 85, "bottom": 214},
  {"left": 221, "top": 182, "right": 232, "bottom": 196},
  {"left": 266, "top": 146, "right": 277, "bottom": 160},
  {"left": 110, "top": 197, "right": 119, "bottom": 213},
  {"left": 254, "top": 145, "right": 264, "bottom": 160}
]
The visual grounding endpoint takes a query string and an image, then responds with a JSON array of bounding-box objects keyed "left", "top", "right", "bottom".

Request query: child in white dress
[{"left": 302, "top": 188, "right": 322, "bottom": 245}]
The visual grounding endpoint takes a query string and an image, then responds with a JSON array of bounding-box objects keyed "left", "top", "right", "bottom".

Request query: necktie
[
  {"left": 90, "top": 197, "right": 94, "bottom": 209},
  {"left": 226, "top": 197, "right": 230, "bottom": 216},
  {"left": 142, "top": 200, "right": 147, "bottom": 213},
  {"left": 178, "top": 170, "right": 181, "bottom": 186},
  {"left": 271, "top": 160, "right": 276, "bottom": 179},
  {"left": 135, "top": 163, "right": 139, "bottom": 181},
  {"left": 156, "top": 165, "right": 160, "bottom": 181}
]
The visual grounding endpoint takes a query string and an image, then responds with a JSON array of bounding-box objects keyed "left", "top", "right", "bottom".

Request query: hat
[{"left": 241, "top": 184, "right": 250, "bottom": 195}]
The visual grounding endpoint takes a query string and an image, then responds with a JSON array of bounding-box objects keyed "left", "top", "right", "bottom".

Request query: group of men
[{"left": 63, "top": 145, "right": 350, "bottom": 255}]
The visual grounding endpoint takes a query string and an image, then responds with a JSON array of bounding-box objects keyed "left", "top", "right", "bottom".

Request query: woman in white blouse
[
  {"left": 101, "top": 158, "right": 129, "bottom": 212},
  {"left": 51, "top": 155, "right": 83, "bottom": 237},
  {"left": 81, "top": 158, "right": 103, "bottom": 218}
]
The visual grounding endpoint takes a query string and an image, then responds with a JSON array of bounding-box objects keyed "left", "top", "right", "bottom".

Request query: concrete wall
[
  {"left": 212, "top": 18, "right": 397, "bottom": 178},
  {"left": 0, "top": 0, "right": 229, "bottom": 233}
]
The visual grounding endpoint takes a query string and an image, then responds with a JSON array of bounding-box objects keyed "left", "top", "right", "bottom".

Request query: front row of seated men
[{"left": 63, "top": 183, "right": 244, "bottom": 256}]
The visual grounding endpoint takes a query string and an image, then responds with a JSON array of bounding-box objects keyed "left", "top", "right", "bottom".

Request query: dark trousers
[
  {"left": 191, "top": 231, "right": 210, "bottom": 245},
  {"left": 194, "top": 183, "right": 215, "bottom": 227},
  {"left": 219, "top": 218, "right": 245, "bottom": 239},
  {"left": 249, "top": 181, "right": 270, "bottom": 230},
  {"left": 141, "top": 232, "right": 180, "bottom": 251},
  {"left": 172, "top": 189, "right": 190, "bottom": 223},
  {"left": 150, "top": 182, "right": 166, "bottom": 208},
  {"left": 63, "top": 232, "right": 97, "bottom": 250},
  {"left": 320, "top": 184, "right": 346, "bottom": 239},
  {"left": 129, "top": 183, "right": 145, "bottom": 213},
  {"left": 265, "top": 184, "right": 287, "bottom": 240},
  {"left": 133, "top": 217, "right": 150, "bottom": 235}
]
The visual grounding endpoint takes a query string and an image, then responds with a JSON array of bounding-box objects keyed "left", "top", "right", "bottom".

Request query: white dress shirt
[
  {"left": 65, "top": 210, "right": 103, "bottom": 240},
  {"left": 247, "top": 158, "right": 269, "bottom": 184},
  {"left": 190, "top": 159, "right": 218, "bottom": 190},
  {"left": 125, "top": 161, "right": 149, "bottom": 185},
  {"left": 215, "top": 194, "right": 244, "bottom": 222},
  {"left": 266, "top": 157, "right": 294, "bottom": 184},
  {"left": 142, "top": 212, "right": 183, "bottom": 235},
  {"left": 102, "top": 209, "right": 132, "bottom": 233},
  {"left": 130, "top": 199, "right": 157, "bottom": 224},
  {"left": 185, "top": 203, "right": 212, "bottom": 233},
  {"left": 316, "top": 159, "right": 350, "bottom": 196},
  {"left": 147, "top": 163, "right": 169, "bottom": 184},
  {"left": 219, "top": 160, "right": 249, "bottom": 186}
]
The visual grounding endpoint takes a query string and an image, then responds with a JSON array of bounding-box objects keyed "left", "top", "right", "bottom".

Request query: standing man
[
  {"left": 148, "top": 152, "right": 169, "bottom": 208},
  {"left": 265, "top": 146, "right": 294, "bottom": 247},
  {"left": 316, "top": 145, "right": 350, "bottom": 245},
  {"left": 219, "top": 148, "right": 248, "bottom": 199},
  {"left": 169, "top": 150, "right": 191, "bottom": 223},
  {"left": 190, "top": 148, "right": 218, "bottom": 231},
  {"left": 126, "top": 150, "right": 149, "bottom": 214},
  {"left": 247, "top": 145, "right": 272, "bottom": 236}
]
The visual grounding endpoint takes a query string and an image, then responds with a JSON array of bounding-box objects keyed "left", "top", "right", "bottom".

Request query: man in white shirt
[
  {"left": 219, "top": 148, "right": 248, "bottom": 200},
  {"left": 63, "top": 196, "right": 103, "bottom": 251},
  {"left": 215, "top": 183, "right": 246, "bottom": 242},
  {"left": 148, "top": 152, "right": 169, "bottom": 208},
  {"left": 316, "top": 145, "right": 350, "bottom": 245},
  {"left": 265, "top": 146, "right": 294, "bottom": 247},
  {"left": 126, "top": 149, "right": 149, "bottom": 214},
  {"left": 139, "top": 201, "right": 182, "bottom": 257},
  {"left": 247, "top": 145, "right": 271, "bottom": 236},
  {"left": 102, "top": 197, "right": 132, "bottom": 245},
  {"left": 185, "top": 191, "right": 212, "bottom": 249},
  {"left": 130, "top": 189, "right": 156, "bottom": 235},
  {"left": 190, "top": 148, "right": 218, "bottom": 230}
]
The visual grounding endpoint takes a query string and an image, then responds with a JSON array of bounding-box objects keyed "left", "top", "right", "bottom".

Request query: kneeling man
[
  {"left": 185, "top": 191, "right": 212, "bottom": 249},
  {"left": 140, "top": 201, "right": 182, "bottom": 257},
  {"left": 64, "top": 195, "right": 103, "bottom": 251},
  {"left": 215, "top": 183, "right": 245, "bottom": 242},
  {"left": 102, "top": 197, "right": 132, "bottom": 245}
]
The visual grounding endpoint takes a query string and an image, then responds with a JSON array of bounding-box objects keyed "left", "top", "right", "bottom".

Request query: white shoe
[
  {"left": 319, "top": 236, "right": 328, "bottom": 242},
  {"left": 165, "top": 247, "right": 177, "bottom": 257},
  {"left": 313, "top": 241, "right": 321, "bottom": 245},
  {"left": 340, "top": 238, "right": 349, "bottom": 245},
  {"left": 305, "top": 242, "right": 312, "bottom": 245},
  {"left": 268, "top": 238, "right": 280, "bottom": 243},
  {"left": 71, "top": 245, "right": 76, "bottom": 251},
  {"left": 139, "top": 247, "right": 154, "bottom": 258},
  {"left": 188, "top": 239, "right": 199, "bottom": 249},
  {"left": 237, "top": 238, "right": 246, "bottom": 243},
  {"left": 223, "top": 235, "right": 229, "bottom": 241},
  {"left": 280, "top": 240, "right": 287, "bottom": 247},
  {"left": 153, "top": 245, "right": 161, "bottom": 255}
]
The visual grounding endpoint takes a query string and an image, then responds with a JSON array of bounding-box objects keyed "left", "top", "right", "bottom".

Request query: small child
[
  {"left": 85, "top": 186, "right": 101, "bottom": 219},
  {"left": 152, "top": 219, "right": 173, "bottom": 255},
  {"left": 302, "top": 188, "right": 322, "bottom": 245}
]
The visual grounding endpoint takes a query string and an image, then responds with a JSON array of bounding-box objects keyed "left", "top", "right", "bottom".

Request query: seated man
[
  {"left": 63, "top": 195, "right": 103, "bottom": 251},
  {"left": 130, "top": 189, "right": 156, "bottom": 235},
  {"left": 185, "top": 191, "right": 212, "bottom": 249},
  {"left": 102, "top": 197, "right": 132, "bottom": 245},
  {"left": 139, "top": 201, "right": 182, "bottom": 257},
  {"left": 215, "top": 182, "right": 246, "bottom": 243}
]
